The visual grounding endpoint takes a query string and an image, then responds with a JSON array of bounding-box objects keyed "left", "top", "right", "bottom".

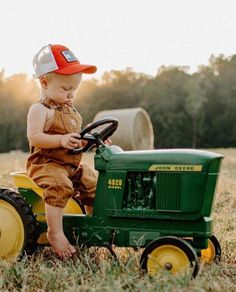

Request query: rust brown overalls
[{"left": 27, "top": 98, "right": 97, "bottom": 208}]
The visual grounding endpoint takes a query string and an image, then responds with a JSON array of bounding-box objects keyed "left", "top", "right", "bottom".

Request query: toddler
[{"left": 27, "top": 44, "right": 97, "bottom": 259}]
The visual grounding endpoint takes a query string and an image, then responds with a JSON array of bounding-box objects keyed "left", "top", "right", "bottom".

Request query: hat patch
[{"left": 61, "top": 50, "right": 78, "bottom": 63}]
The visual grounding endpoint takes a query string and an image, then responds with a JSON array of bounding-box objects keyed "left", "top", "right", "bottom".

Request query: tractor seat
[
  {"left": 10, "top": 171, "right": 44, "bottom": 197},
  {"left": 10, "top": 171, "right": 84, "bottom": 215}
]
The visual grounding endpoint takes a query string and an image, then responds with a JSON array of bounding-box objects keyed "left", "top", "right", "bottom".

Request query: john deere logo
[{"left": 149, "top": 164, "right": 203, "bottom": 172}]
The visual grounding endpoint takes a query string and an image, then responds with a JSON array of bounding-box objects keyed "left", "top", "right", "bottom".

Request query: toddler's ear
[{"left": 39, "top": 76, "right": 48, "bottom": 89}]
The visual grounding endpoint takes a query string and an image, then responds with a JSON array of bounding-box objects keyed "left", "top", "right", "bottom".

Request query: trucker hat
[{"left": 33, "top": 44, "right": 97, "bottom": 78}]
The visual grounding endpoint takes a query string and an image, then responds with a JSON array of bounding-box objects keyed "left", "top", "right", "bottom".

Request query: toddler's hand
[
  {"left": 104, "top": 138, "right": 112, "bottom": 145},
  {"left": 61, "top": 133, "right": 81, "bottom": 149}
]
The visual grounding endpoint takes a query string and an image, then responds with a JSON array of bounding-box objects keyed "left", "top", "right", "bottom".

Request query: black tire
[
  {"left": 0, "top": 188, "right": 39, "bottom": 259},
  {"left": 140, "top": 236, "right": 199, "bottom": 278}
]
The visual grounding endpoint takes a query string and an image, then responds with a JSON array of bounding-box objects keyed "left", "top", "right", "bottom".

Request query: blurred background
[{"left": 0, "top": 0, "right": 236, "bottom": 152}]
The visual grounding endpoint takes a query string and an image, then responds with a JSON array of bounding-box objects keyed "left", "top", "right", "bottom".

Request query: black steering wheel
[{"left": 70, "top": 117, "right": 118, "bottom": 154}]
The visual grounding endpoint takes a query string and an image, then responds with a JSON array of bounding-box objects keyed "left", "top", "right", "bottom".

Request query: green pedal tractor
[{"left": 0, "top": 118, "right": 223, "bottom": 277}]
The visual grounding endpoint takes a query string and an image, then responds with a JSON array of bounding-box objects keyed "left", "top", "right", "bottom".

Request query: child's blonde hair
[{"left": 40, "top": 72, "right": 54, "bottom": 82}]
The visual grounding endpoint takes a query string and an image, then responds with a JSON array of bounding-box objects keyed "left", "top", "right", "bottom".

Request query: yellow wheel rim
[
  {"left": 0, "top": 199, "right": 24, "bottom": 259},
  {"left": 147, "top": 244, "right": 190, "bottom": 276},
  {"left": 201, "top": 239, "right": 216, "bottom": 263}
]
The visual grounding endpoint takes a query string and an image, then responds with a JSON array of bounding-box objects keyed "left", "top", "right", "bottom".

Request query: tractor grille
[{"left": 156, "top": 173, "right": 181, "bottom": 211}]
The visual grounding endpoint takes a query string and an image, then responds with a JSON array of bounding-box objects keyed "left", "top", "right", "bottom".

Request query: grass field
[{"left": 0, "top": 149, "right": 236, "bottom": 291}]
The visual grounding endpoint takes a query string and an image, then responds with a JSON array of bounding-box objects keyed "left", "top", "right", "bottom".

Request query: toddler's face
[{"left": 42, "top": 73, "right": 82, "bottom": 106}]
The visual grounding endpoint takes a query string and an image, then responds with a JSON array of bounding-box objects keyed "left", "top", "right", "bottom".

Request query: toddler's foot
[{"left": 47, "top": 231, "right": 76, "bottom": 260}]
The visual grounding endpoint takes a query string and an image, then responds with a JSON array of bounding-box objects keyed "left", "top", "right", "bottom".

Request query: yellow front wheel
[
  {"left": 0, "top": 188, "right": 39, "bottom": 260},
  {"left": 200, "top": 235, "right": 221, "bottom": 263},
  {"left": 140, "top": 236, "right": 199, "bottom": 278}
]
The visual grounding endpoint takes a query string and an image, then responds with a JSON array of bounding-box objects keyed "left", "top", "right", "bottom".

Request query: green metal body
[{"left": 20, "top": 145, "right": 223, "bottom": 251}]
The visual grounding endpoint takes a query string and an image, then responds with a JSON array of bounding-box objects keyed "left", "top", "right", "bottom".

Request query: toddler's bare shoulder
[
  {"left": 28, "top": 103, "right": 51, "bottom": 123},
  {"left": 30, "top": 102, "right": 48, "bottom": 110},
  {"left": 29, "top": 103, "right": 51, "bottom": 115}
]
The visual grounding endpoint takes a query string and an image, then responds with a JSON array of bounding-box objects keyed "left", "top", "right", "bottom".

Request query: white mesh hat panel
[{"left": 33, "top": 45, "right": 58, "bottom": 78}]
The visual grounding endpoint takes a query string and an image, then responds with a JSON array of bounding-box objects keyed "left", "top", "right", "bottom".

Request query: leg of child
[
  {"left": 72, "top": 163, "right": 97, "bottom": 216},
  {"left": 45, "top": 203, "right": 76, "bottom": 259}
]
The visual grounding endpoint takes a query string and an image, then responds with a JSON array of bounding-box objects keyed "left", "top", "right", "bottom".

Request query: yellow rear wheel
[
  {"left": 0, "top": 188, "right": 39, "bottom": 260},
  {"left": 141, "top": 236, "right": 199, "bottom": 278},
  {"left": 0, "top": 200, "right": 24, "bottom": 258},
  {"left": 200, "top": 235, "right": 221, "bottom": 263}
]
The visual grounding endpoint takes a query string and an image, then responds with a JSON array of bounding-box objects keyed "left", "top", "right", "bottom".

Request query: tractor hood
[{"left": 95, "top": 146, "right": 223, "bottom": 173}]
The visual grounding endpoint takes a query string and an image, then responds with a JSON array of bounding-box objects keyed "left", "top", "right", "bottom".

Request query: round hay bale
[{"left": 93, "top": 108, "right": 154, "bottom": 150}]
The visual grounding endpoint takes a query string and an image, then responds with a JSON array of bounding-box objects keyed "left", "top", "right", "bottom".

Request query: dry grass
[{"left": 0, "top": 149, "right": 236, "bottom": 291}]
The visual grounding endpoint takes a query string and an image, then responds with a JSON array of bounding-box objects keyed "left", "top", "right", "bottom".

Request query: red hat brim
[{"left": 54, "top": 63, "right": 97, "bottom": 75}]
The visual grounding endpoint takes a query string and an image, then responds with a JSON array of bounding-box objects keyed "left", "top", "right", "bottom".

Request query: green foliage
[
  {"left": 0, "top": 55, "right": 236, "bottom": 152},
  {"left": 75, "top": 57, "right": 236, "bottom": 149},
  {"left": 0, "top": 73, "right": 39, "bottom": 152}
]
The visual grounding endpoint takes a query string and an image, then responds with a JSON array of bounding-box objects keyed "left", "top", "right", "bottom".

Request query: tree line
[{"left": 0, "top": 54, "right": 236, "bottom": 153}]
